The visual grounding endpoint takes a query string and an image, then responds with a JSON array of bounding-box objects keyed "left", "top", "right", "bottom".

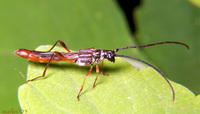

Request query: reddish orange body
[{"left": 15, "top": 49, "right": 74, "bottom": 62}]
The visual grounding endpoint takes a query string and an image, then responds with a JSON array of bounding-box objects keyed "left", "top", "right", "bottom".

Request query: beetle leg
[
  {"left": 100, "top": 61, "right": 109, "bottom": 76},
  {"left": 53, "top": 51, "right": 75, "bottom": 63},
  {"left": 47, "top": 40, "right": 71, "bottom": 52},
  {"left": 26, "top": 51, "right": 56, "bottom": 82},
  {"left": 26, "top": 51, "right": 75, "bottom": 82},
  {"left": 77, "top": 65, "right": 93, "bottom": 100},
  {"left": 93, "top": 64, "right": 99, "bottom": 89}
]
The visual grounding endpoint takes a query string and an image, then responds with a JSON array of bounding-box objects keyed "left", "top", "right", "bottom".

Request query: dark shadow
[
  {"left": 116, "top": 0, "right": 141, "bottom": 34},
  {"left": 28, "top": 61, "right": 132, "bottom": 99},
  {"left": 28, "top": 61, "right": 128, "bottom": 79}
]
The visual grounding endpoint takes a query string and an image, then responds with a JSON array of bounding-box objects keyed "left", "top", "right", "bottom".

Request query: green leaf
[
  {"left": 18, "top": 45, "right": 200, "bottom": 113},
  {"left": 1, "top": 0, "right": 134, "bottom": 110},
  {"left": 2, "top": 1, "right": 136, "bottom": 110},
  {"left": 135, "top": 0, "right": 200, "bottom": 94},
  {"left": 189, "top": 0, "right": 200, "bottom": 8}
]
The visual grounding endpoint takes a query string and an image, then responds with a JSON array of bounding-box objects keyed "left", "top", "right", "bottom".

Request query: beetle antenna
[
  {"left": 114, "top": 41, "right": 189, "bottom": 52},
  {"left": 115, "top": 54, "right": 175, "bottom": 101}
]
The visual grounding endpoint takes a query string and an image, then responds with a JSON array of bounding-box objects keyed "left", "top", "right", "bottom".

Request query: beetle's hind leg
[
  {"left": 26, "top": 51, "right": 75, "bottom": 82},
  {"left": 47, "top": 40, "right": 71, "bottom": 52}
]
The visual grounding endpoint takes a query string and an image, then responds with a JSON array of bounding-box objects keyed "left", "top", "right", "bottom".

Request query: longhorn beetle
[{"left": 14, "top": 40, "right": 189, "bottom": 101}]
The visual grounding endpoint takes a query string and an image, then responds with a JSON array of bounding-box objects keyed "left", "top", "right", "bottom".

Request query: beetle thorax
[{"left": 74, "top": 48, "right": 115, "bottom": 66}]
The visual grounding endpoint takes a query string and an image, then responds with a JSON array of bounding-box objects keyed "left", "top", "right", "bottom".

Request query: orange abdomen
[{"left": 14, "top": 49, "right": 62, "bottom": 62}]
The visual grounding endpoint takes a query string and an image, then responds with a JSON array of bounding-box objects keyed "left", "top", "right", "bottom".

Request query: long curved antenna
[
  {"left": 115, "top": 54, "right": 175, "bottom": 102},
  {"left": 114, "top": 41, "right": 189, "bottom": 52}
]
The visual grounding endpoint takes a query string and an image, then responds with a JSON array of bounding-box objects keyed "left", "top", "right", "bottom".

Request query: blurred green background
[{"left": 0, "top": 0, "right": 199, "bottom": 111}]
